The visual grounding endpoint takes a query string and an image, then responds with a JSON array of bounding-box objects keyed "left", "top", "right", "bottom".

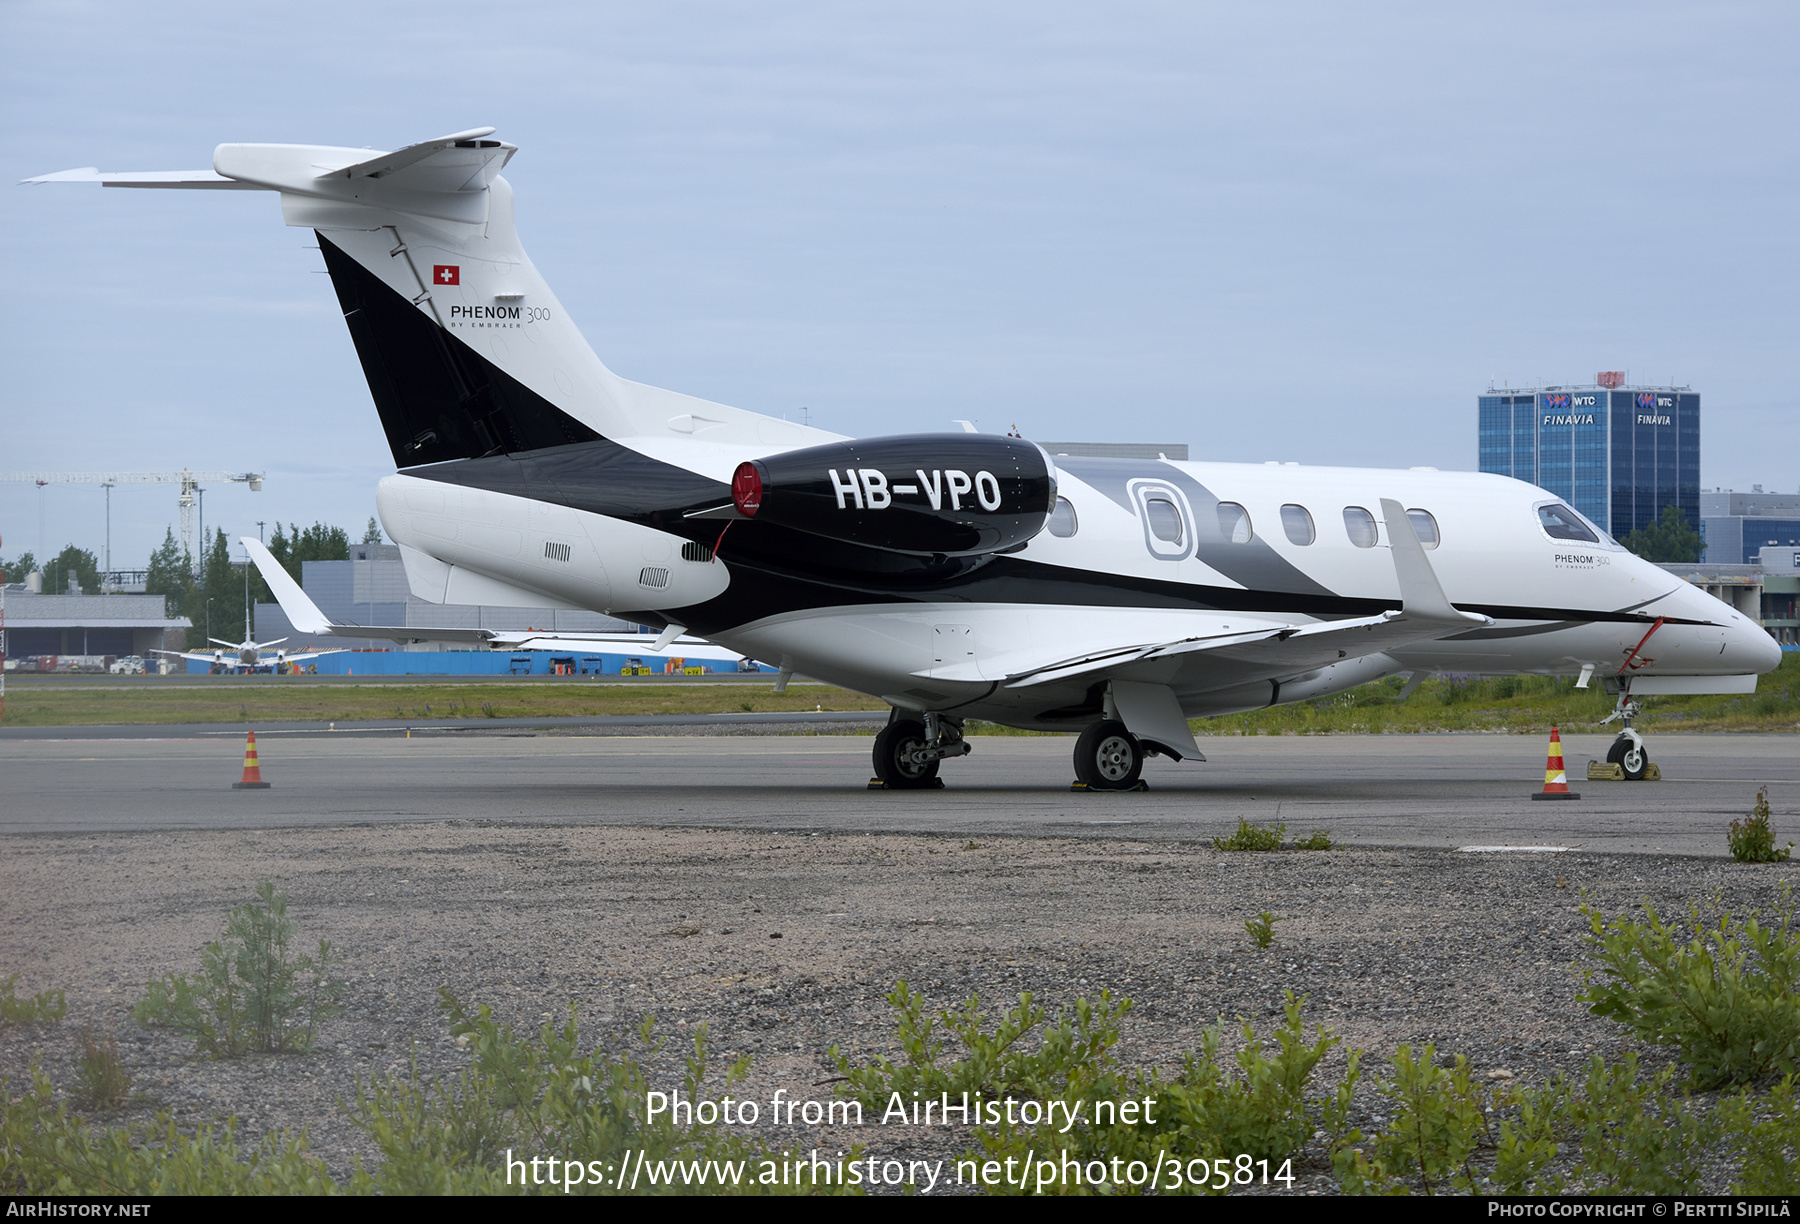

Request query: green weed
[
  {"left": 132, "top": 882, "right": 345, "bottom": 1057},
  {"left": 73, "top": 1030, "right": 132, "bottom": 1109},
  {"left": 1214, "top": 819, "right": 1286, "bottom": 852},
  {"left": 1245, "top": 912, "right": 1284, "bottom": 949},
  {"left": 1729, "top": 787, "right": 1792, "bottom": 863},
  {"left": 0, "top": 975, "right": 66, "bottom": 1025}
]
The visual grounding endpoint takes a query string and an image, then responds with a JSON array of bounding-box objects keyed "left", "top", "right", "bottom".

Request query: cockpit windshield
[{"left": 1537, "top": 504, "right": 1595, "bottom": 542}]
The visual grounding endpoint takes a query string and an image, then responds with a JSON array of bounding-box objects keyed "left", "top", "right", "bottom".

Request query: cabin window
[
  {"left": 1146, "top": 498, "right": 1184, "bottom": 545},
  {"left": 1343, "top": 506, "right": 1379, "bottom": 548},
  {"left": 1047, "top": 497, "right": 1079, "bottom": 538},
  {"left": 1216, "top": 502, "right": 1253, "bottom": 544},
  {"left": 1280, "top": 504, "right": 1315, "bottom": 545},
  {"left": 1130, "top": 480, "right": 1193, "bottom": 560},
  {"left": 1537, "top": 503, "right": 1597, "bottom": 543},
  {"left": 1405, "top": 508, "right": 1440, "bottom": 549}
]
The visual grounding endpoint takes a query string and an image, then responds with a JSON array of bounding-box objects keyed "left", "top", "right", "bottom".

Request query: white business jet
[{"left": 27, "top": 128, "right": 1781, "bottom": 788}]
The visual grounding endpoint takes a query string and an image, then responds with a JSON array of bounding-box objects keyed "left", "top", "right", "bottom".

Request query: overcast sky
[{"left": 3, "top": 0, "right": 1796, "bottom": 571}]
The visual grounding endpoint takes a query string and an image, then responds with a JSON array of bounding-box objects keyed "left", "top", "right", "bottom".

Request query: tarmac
[{"left": 1, "top": 726, "right": 1793, "bottom": 856}]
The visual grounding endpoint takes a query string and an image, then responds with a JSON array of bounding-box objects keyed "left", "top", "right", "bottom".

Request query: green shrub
[
  {"left": 1334, "top": 1045, "right": 1494, "bottom": 1195},
  {"left": 1214, "top": 819, "right": 1285, "bottom": 851},
  {"left": 132, "top": 882, "right": 345, "bottom": 1057},
  {"left": 1334, "top": 1050, "right": 1720, "bottom": 1195},
  {"left": 1291, "top": 831, "right": 1334, "bottom": 851},
  {"left": 6, "top": 993, "right": 841, "bottom": 1195},
  {"left": 1546, "top": 1054, "right": 1720, "bottom": 1195},
  {"left": 0, "top": 1066, "right": 342, "bottom": 1194},
  {"left": 1729, "top": 787, "right": 1792, "bottom": 863},
  {"left": 0, "top": 975, "right": 66, "bottom": 1025},
  {"left": 73, "top": 1029, "right": 131, "bottom": 1109},
  {"left": 1718, "top": 1074, "right": 1800, "bottom": 1195},
  {"left": 1578, "top": 884, "right": 1800, "bottom": 1088},
  {"left": 1160, "top": 994, "right": 1355, "bottom": 1164},
  {"left": 347, "top": 990, "right": 830, "bottom": 1195},
  {"left": 833, "top": 985, "right": 1352, "bottom": 1195}
]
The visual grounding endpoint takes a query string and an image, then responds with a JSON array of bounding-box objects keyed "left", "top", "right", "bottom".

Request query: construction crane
[{"left": 0, "top": 470, "right": 264, "bottom": 575}]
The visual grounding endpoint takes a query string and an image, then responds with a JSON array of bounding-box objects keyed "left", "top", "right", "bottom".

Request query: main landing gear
[
  {"left": 871, "top": 712, "right": 970, "bottom": 789},
  {"left": 1073, "top": 719, "right": 1145, "bottom": 791},
  {"left": 1601, "top": 678, "right": 1651, "bottom": 781}
]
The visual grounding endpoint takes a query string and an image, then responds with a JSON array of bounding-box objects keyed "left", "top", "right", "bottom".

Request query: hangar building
[{"left": 1701, "top": 488, "right": 1800, "bottom": 566}]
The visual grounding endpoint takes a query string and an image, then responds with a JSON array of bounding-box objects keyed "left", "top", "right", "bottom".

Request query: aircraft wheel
[
  {"left": 1075, "top": 720, "right": 1143, "bottom": 790},
  {"left": 1607, "top": 735, "right": 1649, "bottom": 782},
  {"left": 873, "top": 719, "right": 940, "bottom": 789}
]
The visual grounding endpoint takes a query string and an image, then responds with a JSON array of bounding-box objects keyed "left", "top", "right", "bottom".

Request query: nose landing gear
[
  {"left": 1598, "top": 617, "right": 1667, "bottom": 782},
  {"left": 1600, "top": 680, "right": 1650, "bottom": 781}
]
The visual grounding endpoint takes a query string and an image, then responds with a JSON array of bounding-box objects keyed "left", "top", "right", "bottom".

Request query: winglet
[
  {"left": 1379, "top": 499, "right": 1487, "bottom": 626},
  {"left": 242, "top": 537, "right": 335, "bottom": 635}
]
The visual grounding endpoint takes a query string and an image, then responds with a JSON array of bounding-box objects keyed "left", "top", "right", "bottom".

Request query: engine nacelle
[{"left": 732, "top": 434, "right": 1055, "bottom": 557}]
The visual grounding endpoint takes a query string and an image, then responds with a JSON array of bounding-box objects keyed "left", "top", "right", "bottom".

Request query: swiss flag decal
[{"left": 433, "top": 265, "right": 460, "bottom": 286}]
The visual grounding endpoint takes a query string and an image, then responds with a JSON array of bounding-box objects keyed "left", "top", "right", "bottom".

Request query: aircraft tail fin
[
  {"left": 28, "top": 127, "right": 840, "bottom": 475},
  {"left": 243, "top": 538, "right": 334, "bottom": 635}
]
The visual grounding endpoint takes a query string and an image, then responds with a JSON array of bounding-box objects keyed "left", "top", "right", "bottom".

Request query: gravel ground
[{"left": 3, "top": 822, "right": 1796, "bottom": 1193}]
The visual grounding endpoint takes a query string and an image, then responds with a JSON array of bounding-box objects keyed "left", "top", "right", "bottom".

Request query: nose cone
[{"left": 1734, "top": 620, "right": 1784, "bottom": 676}]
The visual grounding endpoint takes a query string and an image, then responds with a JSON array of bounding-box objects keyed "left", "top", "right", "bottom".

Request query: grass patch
[
  {"left": 1198, "top": 650, "right": 1800, "bottom": 737},
  {"left": 0, "top": 680, "right": 888, "bottom": 728},
  {"left": 1212, "top": 820, "right": 1333, "bottom": 852},
  {"left": 7, "top": 652, "right": 1794, "bottom": 732}
]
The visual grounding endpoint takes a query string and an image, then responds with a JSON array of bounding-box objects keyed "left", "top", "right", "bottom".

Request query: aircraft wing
[
  {"left": 151, "top": 649, "right": 229, "bottom": 664},
  {"left": 1002, "top": 499, "right": 1492, "bottom": 688},
  {"left": 277, "top": 649, "right": 349, "bottom": 664}
]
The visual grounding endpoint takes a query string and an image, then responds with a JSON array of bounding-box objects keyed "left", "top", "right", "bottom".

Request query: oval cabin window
[
  {"left": 1405, "top": 508, "right": 1440, "bottom": 549},
  {"left": 1047, "top": 497, "right": 1078, "bottom": 538},
  {"left": 1343, "top": 506, "right": 1379, "bottom": 548},
  {"left": 1145, "top": 497, "right": 1184, "bottom": 546},
  {"left": 1280, "top": 504, "right": 1315, "bottom": 545},
  {"left": 1216, "top": 502, "right": 1253, "bottom": 544}
]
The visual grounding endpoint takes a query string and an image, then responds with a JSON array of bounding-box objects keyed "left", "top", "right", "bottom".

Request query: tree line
[{"left": 1, "top": 518, "right": 380, "bottom": 650}]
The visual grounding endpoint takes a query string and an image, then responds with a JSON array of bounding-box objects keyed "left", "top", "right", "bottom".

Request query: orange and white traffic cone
[
  {"left": 232, "top": 730, "right": 272, "bottom": 789},
  {"left": 1529, "top": 726, "right": 1579, "bottom": 801}
]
